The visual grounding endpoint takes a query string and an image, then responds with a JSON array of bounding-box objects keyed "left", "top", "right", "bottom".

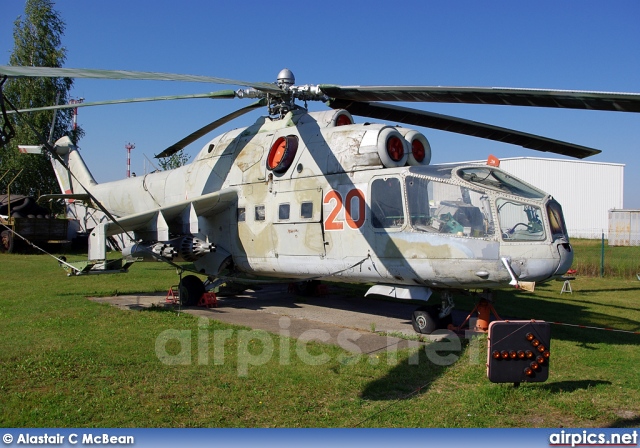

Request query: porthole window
[{"left": 237, "top": 207, "right": 246, "bottom": 222}]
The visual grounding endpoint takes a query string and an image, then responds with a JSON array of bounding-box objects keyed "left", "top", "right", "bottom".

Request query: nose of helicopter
[
  {"left": 501, "top": 237, "right": 574, "bottom": 283},
  {"left": 553, "top": 239, "right": 574, "bottom": 276}
]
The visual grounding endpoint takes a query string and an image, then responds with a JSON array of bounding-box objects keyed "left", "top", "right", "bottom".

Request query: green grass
[
  {"left": 0, "top": 247, "right": 639, "bottom": 428},
  {"left": 571, "top": 238, "right": 640, "bottom": 279}
]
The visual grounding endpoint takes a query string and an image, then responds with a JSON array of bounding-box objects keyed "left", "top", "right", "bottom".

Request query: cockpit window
[
  {"left": 497, "top": 199, "right": 545, "bottom": 241},
  {"left": 371, "top": 177, "right": 405, "bottom": 228},
  {"left": 457, "top": 167, "right": 546, "bottom": 199},
  {"left": 547, "top": 199, "right": 569, "bottom": 241},
  {"left": 405, "top": 176, "right": 431, "bottom": 228},
  {"left": 405, "top": 176, "right": 494, "bottom": 238}
]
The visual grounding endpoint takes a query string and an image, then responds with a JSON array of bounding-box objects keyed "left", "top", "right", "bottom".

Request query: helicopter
[{"left": 2, "top": 65, "right": 640, "bottom": 334}]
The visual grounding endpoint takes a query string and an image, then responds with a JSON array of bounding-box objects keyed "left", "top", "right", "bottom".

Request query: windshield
[
  {"left": 405, "top": 176, "right": 494, "bottom": 238},
  {"left": 547, "top": 199, "right": 569, "bottom": 241},
  {"left": 457, "top": 167, "right": 546, "bottom": 199}
]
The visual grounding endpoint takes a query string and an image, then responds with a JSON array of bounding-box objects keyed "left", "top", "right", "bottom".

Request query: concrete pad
[{"left": 90, "top": 283, "right": 463, "bottom": 355}]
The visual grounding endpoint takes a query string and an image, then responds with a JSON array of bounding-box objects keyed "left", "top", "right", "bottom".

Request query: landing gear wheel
[
  {"left": 292, "top": 280, "right": 320, "bottom": 296},
  {"left": 179, "top": 275, "right": 205, "bottom": 306},
  {"left": 411, "top": 306, "right": 440, "bottom": 334}
]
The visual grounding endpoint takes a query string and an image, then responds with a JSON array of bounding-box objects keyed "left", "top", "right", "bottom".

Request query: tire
[
  {"left": 292, "top": 280, "right": 320, "bottom": 296},
  {"left": 179, "top": 275, "right": 205, "bottom": 306},
  {"left": 411, "top": 306, "right": 440, "bottom": 334}
]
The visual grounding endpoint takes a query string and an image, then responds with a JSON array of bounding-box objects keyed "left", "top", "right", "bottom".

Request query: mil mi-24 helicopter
[{"left": 2, "top": 65, "right": 640, "bottom": 334}]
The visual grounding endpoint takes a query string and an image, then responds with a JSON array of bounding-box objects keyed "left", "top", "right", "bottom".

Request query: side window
[
  {"left": 300, "top": 202, "right": 313, "bottom": 219},
  {"left": 278, "top": 203, "right": 290, "bottom": 221},
  {"left": 407, "top": 176, "right": 494, "bottom": 238},
  {"left": 406, "top": 176, "right": 431, "bottom": 228},
  {"left": 497, "top": 199, "right": 545, "bottom": 241},
  {"left": 371, "top": 178, "right": 405, "bottom": 228},
  {"left": 255, "top": 205, "right": 266, "bottom": 221},
  {"left": 237, "top": 207, "right": 246, "bottom": 222}
]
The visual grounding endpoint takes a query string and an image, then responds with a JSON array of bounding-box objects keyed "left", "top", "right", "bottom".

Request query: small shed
[{"left": 608, "top": 210, "right": 640, "bottom": 246}]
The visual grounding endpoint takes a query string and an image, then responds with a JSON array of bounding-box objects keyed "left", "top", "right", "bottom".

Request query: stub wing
[{"left": 88, "top": 188, "right": 237, "bottom": 262}]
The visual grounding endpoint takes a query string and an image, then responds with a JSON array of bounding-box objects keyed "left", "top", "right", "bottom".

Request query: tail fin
[{"left": 51, "top": 136, "right": 98, "bottom": 195}]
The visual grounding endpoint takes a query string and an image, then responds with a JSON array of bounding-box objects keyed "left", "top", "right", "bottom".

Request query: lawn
[{"left": 0, "top": 241, "right": 638, "bottom": 428}]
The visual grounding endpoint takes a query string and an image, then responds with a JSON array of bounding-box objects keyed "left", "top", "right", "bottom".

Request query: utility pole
[
  {"left": 69, "top": 97, "right": 84, "bottom": 131},
  {"left": 125, "top": 143, "right": 135, "bottom": 178}
]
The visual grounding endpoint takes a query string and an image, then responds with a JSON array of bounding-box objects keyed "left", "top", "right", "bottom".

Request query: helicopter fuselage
[{"left": 60, "top": 107, "right": 573, "bottom": 294}]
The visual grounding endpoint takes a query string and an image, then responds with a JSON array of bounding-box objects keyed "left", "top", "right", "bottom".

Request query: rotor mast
[{"left": 235, "top": 69, "right": 326, "bottom": 117}]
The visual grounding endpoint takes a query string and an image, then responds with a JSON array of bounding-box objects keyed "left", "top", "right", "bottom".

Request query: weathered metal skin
[{"left": 51, "top": 107, "right": 572, "bottom": 293}]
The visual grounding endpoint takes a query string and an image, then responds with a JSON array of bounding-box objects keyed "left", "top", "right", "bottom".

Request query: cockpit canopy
[
  {"left": 456, "top": 166, "right": 546, "bottom": 199},
  {"left": 398, "top": 165, "right": 569, "bottom": 243}
]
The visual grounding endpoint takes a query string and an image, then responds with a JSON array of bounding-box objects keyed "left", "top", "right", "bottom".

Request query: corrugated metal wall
[
  {"left": 609, "top": 210, "right": 640, "bottom": 246},
  {"left": 491, "top": 158, "right": 624, "bottom": 239}
]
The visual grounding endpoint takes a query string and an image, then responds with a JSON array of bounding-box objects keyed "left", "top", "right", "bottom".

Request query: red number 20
[{"left": 323, "top": 189, "right": 365, "bottom": 230}]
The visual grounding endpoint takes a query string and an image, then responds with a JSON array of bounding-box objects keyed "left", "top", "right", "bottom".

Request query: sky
[{"left": 1, "top": 0, "right": 639, "bottom": 207}]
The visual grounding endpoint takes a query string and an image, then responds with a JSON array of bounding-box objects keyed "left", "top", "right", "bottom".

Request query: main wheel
[
  {"left": 179, "top": 275, "right": 205, "bottom": 306},
  {"left": 291, "top": 280, "right": 321, "bottom": 296},
  {"left": 411, "top": 306, "right": 440, "bottom": 334}
]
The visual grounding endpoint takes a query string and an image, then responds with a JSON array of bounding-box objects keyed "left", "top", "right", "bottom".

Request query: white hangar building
[{"left": 483, "top": 157, "right": 624, "bottom": 239}]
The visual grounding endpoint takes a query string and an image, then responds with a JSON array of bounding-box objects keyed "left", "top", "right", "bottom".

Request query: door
[{"left": 271, "top": 188, "right": 326, "bottom": 257}]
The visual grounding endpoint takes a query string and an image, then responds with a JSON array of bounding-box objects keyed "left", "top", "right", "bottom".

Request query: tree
[
  {"left": 158, "top": 149, "right": 190, "bottom": 171},
  {"left": 0, "top": 0, "right": 80, "bottom": 197}
]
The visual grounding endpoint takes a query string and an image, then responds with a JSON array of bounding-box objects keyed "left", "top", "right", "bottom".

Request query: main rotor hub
[
  {"left": 276, "top": 68, "right": 295, "bottom": 91},
  {"left": 236, "top": 69, "right": 327, "bottom": 118}
]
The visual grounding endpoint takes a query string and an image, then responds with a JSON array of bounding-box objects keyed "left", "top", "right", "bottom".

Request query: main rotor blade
[
  {"left": 329, "top": 99, "right": 601, "bottom": 159},
  {"left": 6, "top": 91, "right": 237, "bottom": 114},
  {"left": 155, "top": 99, "right": 267, "bottom": 158},
  {"left": 0, "top": 65, "right": 281, "bottom": 94},
  {"left": 321, "top": 85, "right": 640, "bottom": 113}
]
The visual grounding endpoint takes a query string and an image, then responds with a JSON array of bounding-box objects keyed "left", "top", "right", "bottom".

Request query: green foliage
[
  {"left": 0, "top": 0, "right": 81, "bottom": 197},
  {"left": 158, "top": 149, "right": 190, "bottom": 171}
]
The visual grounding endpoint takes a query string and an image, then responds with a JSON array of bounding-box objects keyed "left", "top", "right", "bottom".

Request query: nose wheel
[
  {"left": 411, "top": 290, "right": 455, "bottom": 334},
  {"left": 411, "top": 306, "right": 440, "bottom": 334}
]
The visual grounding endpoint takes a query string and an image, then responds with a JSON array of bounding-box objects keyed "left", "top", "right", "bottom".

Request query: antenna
[{"left": 125, "top": 142, "right": 135, "bottom": 178}]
